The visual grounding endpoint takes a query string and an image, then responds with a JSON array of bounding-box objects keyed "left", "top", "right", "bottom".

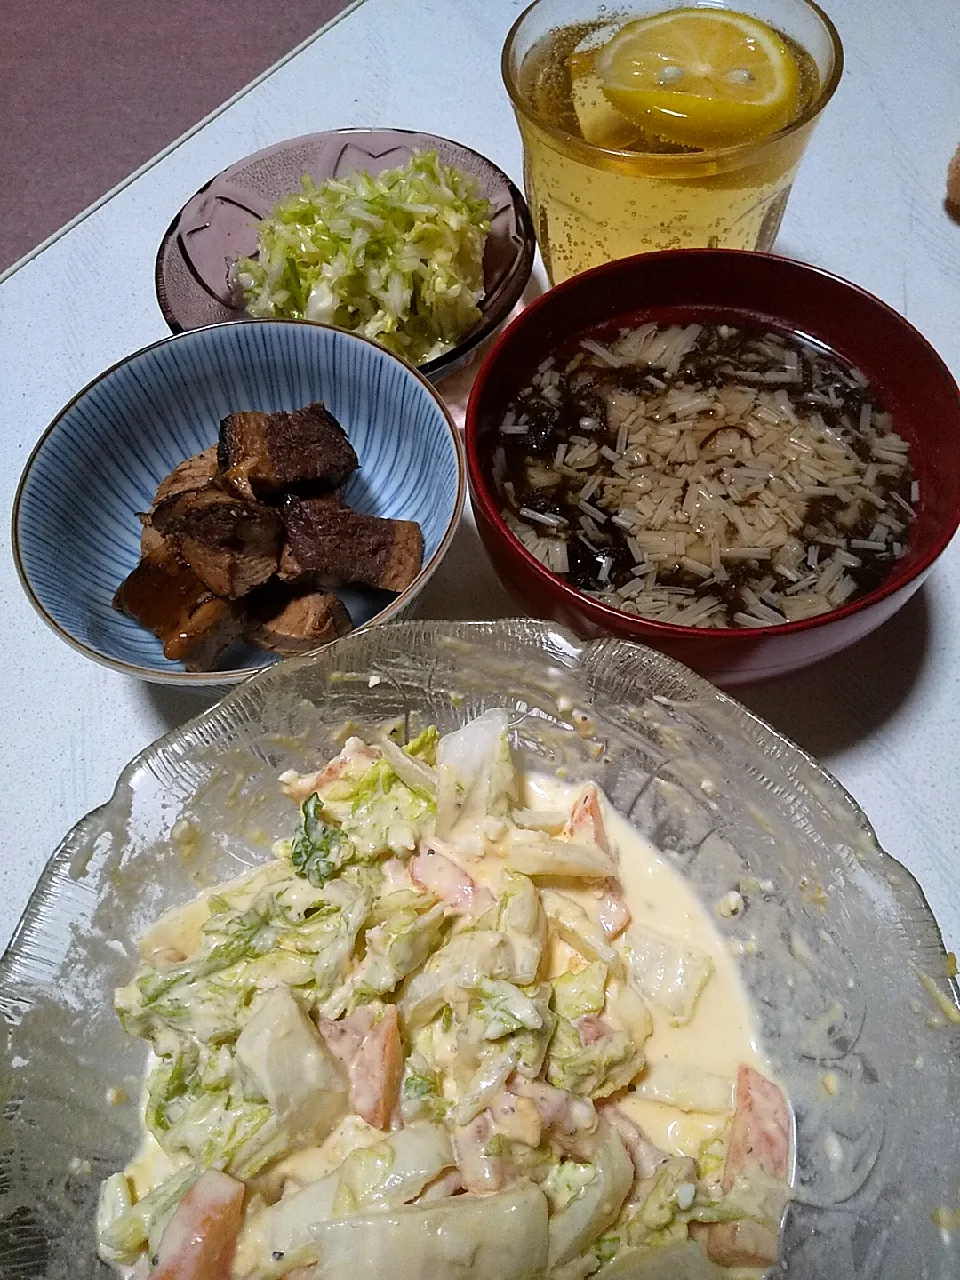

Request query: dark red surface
[
  {"left": 0, "top": 0, "right": 352, "bottom": 272},
  {"left": 466, "top": 249, "right": 960, "bottom": 687}
]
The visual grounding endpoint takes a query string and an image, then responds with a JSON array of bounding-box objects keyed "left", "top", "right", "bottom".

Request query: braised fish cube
[
  {"left": 243, "top": 585, "right": 353, "bottom": 656},
  {"left": 154, "top": 446, "right": 220, "bottom": 505},
  {"left": 152, "top": 485, "right": 281, "bottom": 598},
  {"left": 281, "top": 497, "right": 423, "bottom": 593},
  {"left": 140, "top": 446, "right": 221, "bottom": 560},
  {"left": 218, "top": 403, "right": 358, "bottom": 499}
]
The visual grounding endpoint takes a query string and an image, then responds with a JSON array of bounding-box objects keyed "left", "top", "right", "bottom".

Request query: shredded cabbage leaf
[{"left": 232, "top": 151, "right": 492, "bottom": 364}]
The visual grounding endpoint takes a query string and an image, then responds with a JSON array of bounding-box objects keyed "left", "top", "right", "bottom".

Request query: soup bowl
[{"left": 466, "top": 250, "right": 960, "bottom": 685}]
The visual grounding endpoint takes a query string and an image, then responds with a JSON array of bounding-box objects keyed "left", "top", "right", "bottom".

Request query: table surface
[{"left": 1, "top": 0, "right": 958, "bottom": 955}]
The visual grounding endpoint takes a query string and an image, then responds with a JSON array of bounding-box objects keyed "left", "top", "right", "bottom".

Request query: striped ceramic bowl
[{"left": 13, "top": 320, "right": 465, "bottom": 686}]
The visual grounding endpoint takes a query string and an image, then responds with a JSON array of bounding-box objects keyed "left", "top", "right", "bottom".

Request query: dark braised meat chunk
[
  {"left": 276, "top": 493, "right": 342, "bottom": 586},
  {"left": 218, "top": 403, "right": 358, "bottom": 500},
  {"left": 113, "top": 400, "right": 430, "bottom": 669},
  {"left": 113, "top": 557, "right": 243, "bottom": 671},
  {"left": 152, "top": 485, "right": 282, "bottom": 597},
  {"left": 140, "top": 446, "right": 221, "bottom": 558},
  {"left": 281, "top": 496, "right": 424, "bottom": 593},
  {"left": 155, "top": 446, "right": 221, "bottom": 504},
  {"left": 242, "top": 584, "right": 353, "bottom": 656}
]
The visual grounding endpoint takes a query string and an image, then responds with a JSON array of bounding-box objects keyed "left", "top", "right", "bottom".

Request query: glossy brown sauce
[{"left": 114, "top": 558, "right": 217, "bottom": 660}]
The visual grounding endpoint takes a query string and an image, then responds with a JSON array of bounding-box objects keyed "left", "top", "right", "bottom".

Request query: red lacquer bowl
[{"left": 466, "top": 250, "right": 960, "bottom": 686}]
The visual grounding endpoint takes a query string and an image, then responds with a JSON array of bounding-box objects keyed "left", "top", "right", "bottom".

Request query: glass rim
[{"left": 501, "top": 0, "right": 845, "bottom": 165}]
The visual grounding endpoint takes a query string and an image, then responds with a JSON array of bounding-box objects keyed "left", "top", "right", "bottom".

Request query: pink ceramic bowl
[
  {"left": 466, "top": 250, "right": 960, "bottom": 686},
  {"left": 155, "top": 128, "right": 535, "bottom": 382}
]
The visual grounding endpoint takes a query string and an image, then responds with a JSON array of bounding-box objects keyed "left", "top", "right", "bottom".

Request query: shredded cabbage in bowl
[{"left": 230, "top": 151, "right": 492, "bottom": 365}]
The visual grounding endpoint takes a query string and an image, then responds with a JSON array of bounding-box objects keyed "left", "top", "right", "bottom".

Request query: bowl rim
[
  {"left": 153, "top": 126, "right": 537, "bottom": 379},
  {"left": 465, "top": 247, "right": 960, "bottom": 644},
  {"left": 11, "top": 317, "right": 466, "bottom": 686}
]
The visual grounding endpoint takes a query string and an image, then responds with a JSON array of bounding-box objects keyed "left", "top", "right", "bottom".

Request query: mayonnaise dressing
[
  {"left": 523, "top": 774, "right": 769, "bottom": 1158},
  {"left": 122, "top": 765, "right": 771, "bottom": 1210}
]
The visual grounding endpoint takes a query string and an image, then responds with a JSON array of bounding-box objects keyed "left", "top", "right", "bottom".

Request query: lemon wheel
[{"left": 595, "top": 8, "right": 801, "bottom": 149}]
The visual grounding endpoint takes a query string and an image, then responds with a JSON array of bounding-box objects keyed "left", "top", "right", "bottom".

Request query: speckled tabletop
[{"left": 1, "top": 0, "right": 958, "bottom": 953}]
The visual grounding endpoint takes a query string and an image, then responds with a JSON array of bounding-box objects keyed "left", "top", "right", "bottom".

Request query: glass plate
[{"left": 0, "top": 620, "right": 956, "bottom": 1277}]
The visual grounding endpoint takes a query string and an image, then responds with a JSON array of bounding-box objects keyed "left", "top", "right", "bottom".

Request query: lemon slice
[
  {"left": 569, "top": 32, "right": 643, "bottom": 148},
  {"left": 596, "top": 8, "right": 801, "bottom": 149}
]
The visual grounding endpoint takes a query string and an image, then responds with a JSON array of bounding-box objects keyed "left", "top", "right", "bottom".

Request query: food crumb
[
  {"left": 821, "top": 1072, "right": 839, "bottom": 1096},
  {"left": 797, "top": 875, "right": 828, "bottom": 906},
  {"left": 556, "top": 695, "right": 573, "bottom": 712},
  {"left": 739, "top": 876, "right": 773, "bottom": 895},
  {"left": 106, "top": 1087, "right": 128, "bottom": 1106},
  {"left": 368, "top": 674, "right": 382, "bottom": 687},
  {"left": 932, "top": 1206, "right": 960, "bottom": 1232},
  {"left": 171, "top": 818, "right": 201, "bottom": 855},
  {"left": 571, "top": 709, "right": 594, "bottom": 738},
  {"left": 917, "top": 969, "right": 960, "bottom": 1025},
  {"left": 789, "top": 931, "right": 816, "bottom": 965},
  {"left": 716, "top": 890, "right": 744, "bottom": 918},
  {"left": 700, "top": 778, "right": 717, "bottom": 796},
  {"left": 823, "top": 1130, "right": 843, "bottom": 1172},
  {"left": 914, "top": 1055, "right": 924, "bottom": 1070}
]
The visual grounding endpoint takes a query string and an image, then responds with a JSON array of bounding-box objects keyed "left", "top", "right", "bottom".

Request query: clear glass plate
[{"left": 0, "top": 620, "right": 956, "bottom": 1277}]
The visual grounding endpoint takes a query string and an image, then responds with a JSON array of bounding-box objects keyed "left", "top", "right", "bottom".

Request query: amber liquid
[{"left": 514, "top": 18, "right": 822, "bottom": 283}]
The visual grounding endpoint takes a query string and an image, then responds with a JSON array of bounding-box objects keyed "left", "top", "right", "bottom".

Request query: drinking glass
[{"left": 502, "top": 0, "right": 843, "bottom": 283}]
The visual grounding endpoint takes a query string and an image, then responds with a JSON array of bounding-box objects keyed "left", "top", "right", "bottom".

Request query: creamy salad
[{"left": 97, "top": 710, "right": 791, "bottom": 1279}]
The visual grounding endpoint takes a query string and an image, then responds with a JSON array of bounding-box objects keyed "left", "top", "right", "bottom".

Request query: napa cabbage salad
[
  {"left": 230, "top": 151, "right": 491, "bottom": 365},
  {"left": 98, "top": 711, "right": 791, "bottom": 1280}
]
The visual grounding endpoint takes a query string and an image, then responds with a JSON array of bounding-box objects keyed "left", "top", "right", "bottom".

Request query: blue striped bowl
[{"left": 13, "top": 320, "right": 465, "bottom": 686}]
